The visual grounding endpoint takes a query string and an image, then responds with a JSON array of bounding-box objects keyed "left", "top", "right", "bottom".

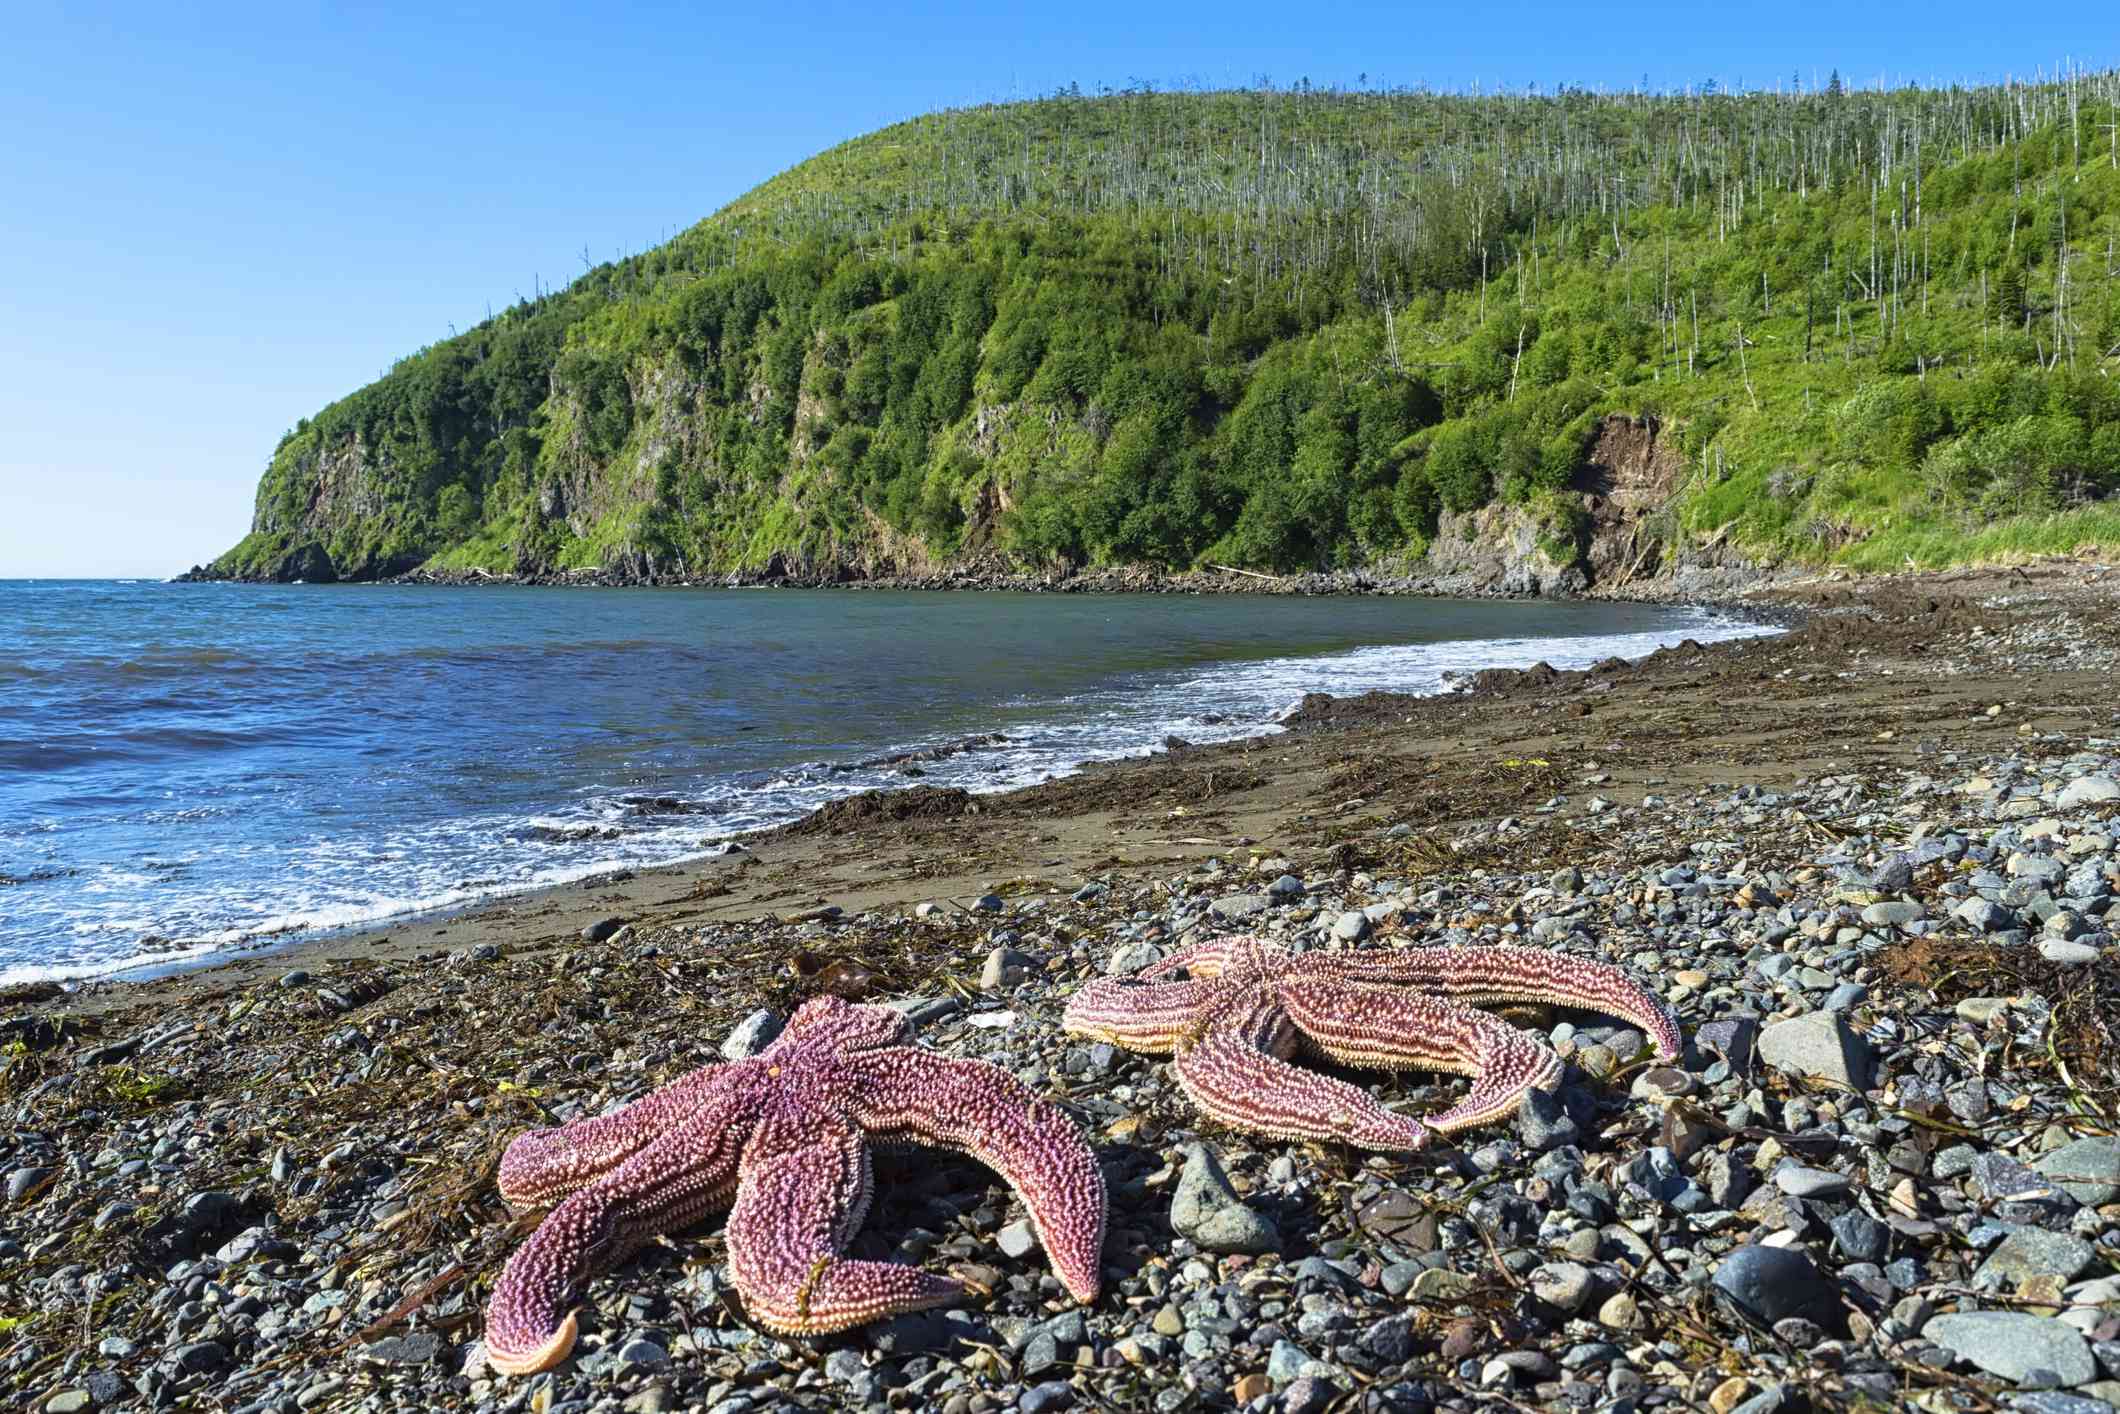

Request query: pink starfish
[
  {"left": 1064, "top": 936, "right": 1679, "bottom": 1151},
  {"left": 483, "top": 995, "right": 1106, "bottom": 1375}
]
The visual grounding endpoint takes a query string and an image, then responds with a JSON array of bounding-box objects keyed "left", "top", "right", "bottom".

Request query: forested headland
[{"left": 202, "top": 71, "right": 2120, "bottom": 587}]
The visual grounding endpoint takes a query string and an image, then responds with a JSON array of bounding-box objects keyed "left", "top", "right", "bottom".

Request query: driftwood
[{"left": 1207, "top": 563, "right": 1287, "bottom": 584}]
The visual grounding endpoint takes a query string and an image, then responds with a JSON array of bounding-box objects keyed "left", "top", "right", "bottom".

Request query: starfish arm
[
  {"left": 850, "top": 1050, "right": 1107, "bottom": 1303},
  {"left": 1170, "top": 997, "right": 1431, "bottom": 1151},
  {"left": 784, "top": 992, "right": 913, "bottom": 1051},
  {"left": 1061, "top": 975, "right": 1216, "bottom": 1053},
  {"left": 724, "top": 1109, "right": 961, "bottom": 1334},
  {"left": 1279, "top": 978, "right": 1564, "bottom": 1138},
  {"left": 1331, "top": 944, "right": 1682, "bottom": 1060},
  {"left": 484, "top": 1092, "right": 753, "bottom": 1376},
  {"left": 497, "top": 1062, "right": 741, "bottom": 1210}
]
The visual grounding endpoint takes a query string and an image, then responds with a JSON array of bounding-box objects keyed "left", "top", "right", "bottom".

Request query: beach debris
[{"left": 780, "top": 949, "right": 877, "bottom": 999}]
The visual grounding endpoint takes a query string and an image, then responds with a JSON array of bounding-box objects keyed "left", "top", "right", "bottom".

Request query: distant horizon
[{"left": 2, "top": 0, "right": 2110, "bottom": 577}]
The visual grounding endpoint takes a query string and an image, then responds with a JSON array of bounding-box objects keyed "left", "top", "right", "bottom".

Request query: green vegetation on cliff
[{"left": 210, "top": 73, "right": 2120, "bottom": 583}]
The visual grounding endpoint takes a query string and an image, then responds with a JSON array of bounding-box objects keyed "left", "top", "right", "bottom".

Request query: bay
[{"left": 0, "top": 580, "right": 1772, "bottom": 981}]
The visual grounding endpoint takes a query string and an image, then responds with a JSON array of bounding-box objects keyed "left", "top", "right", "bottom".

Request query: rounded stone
[
  {"left": 1170, "top": 1143, "right": 1280, "bottom": 1255},
  {"left": 1710, "top": 1245, "right": 1840, "bottom": 1330},
  {"left": 1529, "top": 1261, "right": 1595, "bottom": 1313}
]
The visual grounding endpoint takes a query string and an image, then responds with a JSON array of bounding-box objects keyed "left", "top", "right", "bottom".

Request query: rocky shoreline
[
  {"left": 8, "top": 563, "right": 2120, "bottom": 1414},
  {"left": 173, "top": 541, "right": 1780, "bottom": 606}
]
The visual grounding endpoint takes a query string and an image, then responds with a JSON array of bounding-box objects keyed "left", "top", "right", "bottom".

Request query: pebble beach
[{"left": 7, "top": 563, "right": 2120, "bottom": 1414}]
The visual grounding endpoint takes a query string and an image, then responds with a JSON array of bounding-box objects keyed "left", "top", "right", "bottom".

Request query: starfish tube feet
[
  {"left": 1415, "top": 1016, "right": 1565, "bottom": 1135},
  {"left": 1061, "top": 975, "right": 1216, "bottom": 1054},
  {"left": 1137, "top": 934, "right": 1247, "bottom": 982},
  {"left": 485, "top": 1193, "right": 597, "bottom": 1375},
  {"left": 484, "top": 1096, "right": 752, "bottom": 1372},
  {"left": 1069, "top": 935, "right": 1660, "bottom": 1152}
]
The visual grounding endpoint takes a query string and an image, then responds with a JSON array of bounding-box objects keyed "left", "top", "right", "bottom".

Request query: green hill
[{"left": 203, "top": 74, "right": 2120, "bottom": 586}]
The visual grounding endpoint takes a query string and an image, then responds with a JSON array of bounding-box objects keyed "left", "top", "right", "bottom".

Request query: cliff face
[
  {"left": 196, "top": 407, "right": 1750, "bottom": 596},
  {"left": 221, "top": 437, "right": 409, "bottom": 582},
  {"left": 1410, "top": 417, "right": 1713, "bottom": 597}
]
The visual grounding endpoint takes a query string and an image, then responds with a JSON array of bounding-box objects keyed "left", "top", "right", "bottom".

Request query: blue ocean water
[{"left": 0, "top": 581, "right": 1774, "bottom": 982}]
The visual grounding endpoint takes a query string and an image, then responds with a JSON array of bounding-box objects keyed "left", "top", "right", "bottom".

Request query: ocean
[{"left": 0, "top": 580, "right": 1775, "bottom": 983}]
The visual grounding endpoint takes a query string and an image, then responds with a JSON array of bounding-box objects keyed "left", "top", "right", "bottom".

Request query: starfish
[
  {"left": 482, "top": 995, "right": 1107, "bottom": 1375},
  {"left": 1063, "top": 936, "right": 1680, "bottom": 1151}
]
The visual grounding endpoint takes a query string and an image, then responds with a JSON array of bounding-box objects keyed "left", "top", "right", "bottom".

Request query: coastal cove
[
  {"left": 0, "top": 582, "right": 1772, "bottom": 985},
  {"left": 10, "top": 563, "right": 2120, "bottom": 1414},
  {"left": 19, "top": 15, "right": 2120, "bottom": 1410}
]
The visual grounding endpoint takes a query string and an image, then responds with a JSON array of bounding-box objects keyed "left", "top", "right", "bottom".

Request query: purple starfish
[
  {"left": 483, "top": 995, "right": 1107, "bottom": 1374},
  {"left": 1063, "top": 936, "right": 1679, "bottom": 1151}
]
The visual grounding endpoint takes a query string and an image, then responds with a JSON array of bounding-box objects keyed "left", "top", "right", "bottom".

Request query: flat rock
[
  {"left": 1695, "top": 1016, "right": 1760, "bottom": 1074},
  {"left": 361, "top": 1332, "right": 443, "bottom": 1365},
  {"left": 1517, "top": 1086, "right": 1579, "bottom": 1151},
  {"left": 2032, "top": 1137, "right": 2120, "bottom": 1206},
  {"left": 885, "top": 995, "right": 962, "bottom": 1029},
  {"left": 5, "top": 1167, "right": 54, "bottom": 1205},
  {"left": 1976, "top": 1228, "right": 2097, "bottom": 1288},
  {"left": 1970, "top": 1151, "right": 2078, "bottom": 1218},
  {"left": 980, "top": 946, "right": 1033, "bottom": 991},
  {"left": 1869, "top": 855, "right": 1916, "bottom": 893},
  {"left": 1757, "top": 1010, "right": 1871, "bottom": 1090},
  {"left": 995, "top": 1218, "right": 1039, "bottom": 1260},
  {"left": 1631, "top": 1067, "right": 1694, "bottom": 1102},
  {"left": 617, "top": 1337, "right": 670, "bottom": 1370},
  {"left": 1105, "top": 941, "right": 1164, "bottom": 975},
  {"left": 2037, "top": 939, "right": 2101, "bottom": 966},
  {"left": 1019, "top": 1381, "right": 1074, "bottom": 1414},
  {"left": 165, "top": 1341, "right": 228, "bottom": 1373},
  {"left": 1773, "top": 1163, "right": 1851, "bottom": 1199},
  {"left": 1210, "top": 894, "right": 1272, "bottom": 922},
  {"left": 1828, "top": 1209, "right": 1889, "bottom": 1265},
  {"left": 1923, "top": 1311, "right": 2095, "bottom": 1386},
  {"left": 1956, "top": 898, "right": 2016, "bottom": 933}
]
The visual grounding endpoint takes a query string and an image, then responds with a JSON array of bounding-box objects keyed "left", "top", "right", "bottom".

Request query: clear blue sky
[{"left": 0, "top": 1, "right": 2105, "bottom": 576}]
